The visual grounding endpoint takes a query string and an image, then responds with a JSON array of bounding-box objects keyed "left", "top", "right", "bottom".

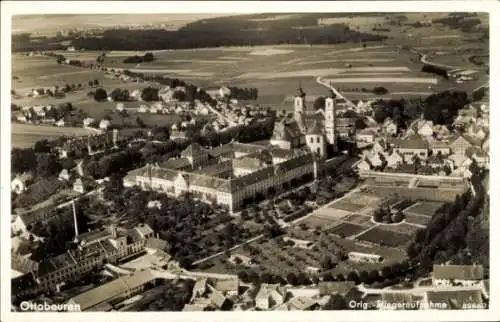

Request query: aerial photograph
[{"left": 8, "top": 11, "right": 490, "bottom": 313}]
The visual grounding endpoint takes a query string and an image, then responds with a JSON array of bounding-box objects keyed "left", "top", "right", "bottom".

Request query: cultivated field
[{"left": 11, "top": 123, "right": 97, "bottom": 148}]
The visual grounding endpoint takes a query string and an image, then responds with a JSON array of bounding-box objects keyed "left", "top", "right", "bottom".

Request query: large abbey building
[{"left": 270, "top": 85, "right": 338, "bottom": 158}]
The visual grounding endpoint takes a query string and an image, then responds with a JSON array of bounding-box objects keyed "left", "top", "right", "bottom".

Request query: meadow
[
  {"left": 11, "top": 15, "right": 488, "bottom": 137},
  {"left": 11, "top": 123, "right": 98, "bottom": 148}
]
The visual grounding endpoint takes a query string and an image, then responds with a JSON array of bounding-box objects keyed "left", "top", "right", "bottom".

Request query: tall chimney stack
[{"left": 72, "top": 200, "right": 79, "bottom": 243}]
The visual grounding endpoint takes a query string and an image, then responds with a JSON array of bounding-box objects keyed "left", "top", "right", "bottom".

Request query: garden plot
[
  {"left": 329, "top": 200, "right": 365, "bottom": 212},
  {"left": 327, "top": 222, "right": 372, "bottom": 238},
  {"left": 376, "top": 222, "right": 421, "bottom": 235},
  {"left": 341, "top": 214, "right": 374, "bottom": 226},
  {"left": 356, "top": 227, "right": 413, "bottom": 248},
  {"left": 404, "top": 201, "right": 444, "bottom": 216},
  {"left": 404, "top": 214, "right": 432, "bottom": 226},
  {"left": 312, "top": 206, "right": 350, "bottom": 222}
]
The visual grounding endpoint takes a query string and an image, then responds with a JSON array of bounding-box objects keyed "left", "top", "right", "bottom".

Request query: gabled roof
[
  {"left": 212, "top": 278, "right": 239, "bottom": 294},
  {"left": 209, "top": 289, "right": 228, "bottom": 308},
  {"left": 306, "top": 121, "right": 323, "bottom": 135},
  {"left": 433, "top": 264, "right": 484, "bottom": 280},
  {"left": 181, "top": 143, "right": 207, "bottom": 158},
  {"left": 390, "top": 138, "right": 428, "bottom": 150},
  {"left": 159, "top": 158, "right": 191, "bottom": 170}
]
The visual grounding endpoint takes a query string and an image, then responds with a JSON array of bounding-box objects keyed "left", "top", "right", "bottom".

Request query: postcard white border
[{"left": 1, "top": 1, "right": 499, "bottom": 321}]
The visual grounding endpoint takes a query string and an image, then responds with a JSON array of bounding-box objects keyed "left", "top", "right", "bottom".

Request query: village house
[
  {"left": 66, "top": 268, "right": 158, "bottom": 311},
  {"left": 99, "top": 119, "right": 111, "bottom": 130},
  {"left": 449, "top": 135, "right": 474, "bottom": 155},
  {"left": 348, "top": 252, "right": 383, "bottom": 264},
  {"left": 213, "top": 278, "right": 240, "bottom": 297},
  {"left": 255, "top": 284, "right": 288, "bottom": 310},
  {"left": 367, "top": 152, "right": 383, "bottom": 168},
  {"left": 73, "top": 178, "right": 86, "bottom": 193},
  {"left": 406, "top": 117, "right": 434, "bottom": 138},
  {"left": 465, "top": 123, "right": 487, "bottom": 141},
  {"left": 191, "top": 278, "right": 209, "bottom": 301},
  {"left": 429, "top": 140, "right": 451, "bottom": 156},
  {"left": 470, "top": 150, "right": 489, "bottom": 169},
  {"left": 55, "top": 118, "right": 65, "bottom": 127},
  {"left": 389, "top": 138, "right": 429, "bottom": 163},
  {"left": 11, "top": 173, "right": 33, "bottom": 195},
  {"left": 208, "top": 288, "right": 231, "bottom": 310},
  {"left": 58, "top": 169, "right": 70, "bottom": 181},
  {"left": 447, "top": 153, "right": 472, "bottom": 170},
  {"left": 138, "top": 105, "right": 149, "bottom": 113},
  {"left": 356, "top": 128, "right": 377, "bottom": 144},
  {"left": 384, "top": 151, "right": 403, "bottom": 169},
  {"left": 115, "top": 103, "right": 125, "bottom": 112},
  {"left": 357, "top": 159, "right": 372, "bottom": 171},
  {"left": 382, "top": 118, "right": 398, "bottom": 135},
  {"left": 130, "top": 89, "right": 142, "bottom": 101},
  {"left": 432, "top": 264, "right": 484, "bottom": 287},
  {"left": 83, "top": 117, "right": 95, "bottom": 127}
]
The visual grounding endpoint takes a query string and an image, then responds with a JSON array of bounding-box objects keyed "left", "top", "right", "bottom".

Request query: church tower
[
  {"left": 324, "top": 84, "right": 337, "bottom": 147},
  {"left": 294, "top": 81, "right": 306, "bottom": 115}
]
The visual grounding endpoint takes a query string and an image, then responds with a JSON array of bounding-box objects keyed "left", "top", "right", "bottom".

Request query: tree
[
  {"left": 359, "top": 271, "right": 371, "bottom": 284},
  {"left": 313, "top": 96, "right": 326, "bottom": 110},
  {"left": 369, "top": 269, "right": 380, "bottom": 283},
  {"left": 141, "top": 87, "right": 160, "bottom": 101},
  {"left": 238, "top": 270, "right": 250, "bottom": 283},
  {"left": 173, "top": 90, "right": 187, "bottom": 101},
  {"left": 136, "top": 116, "right": 146, "bottom": 128},
  {"left": 34, "top": 139, "right": 51, "bottom": 153},
  {"left": 347, "top": 271, "right": 359, "bottom": 283},
  {"left": 381, "top": 266, "right": 393, "bottom": 279},
  {"left": 373, "top": 108, "right": 388, "bottom": 123},
  {"left": 36, "top": 153, "right": 61, "bottom": 177},
  {"left": 286, "top": 272, "right": 298, "bottom": 285},
  {"left": 373, "top": 86, "right": 389, "bottom": 95},
  {"left": 355, "top": 118, "right": 367, "bottom": 130},
  {"left": 110, "top": 88, "right": 130, "bottom": 102},
  {"left": 320, "top": 256, "right": 335, "bottom": 270},
  {"left": 94, "top": 88, "right": 108, "bottom": 102},
  {"left": 323, "top": 294, "right": 347, "bottom": 310}
]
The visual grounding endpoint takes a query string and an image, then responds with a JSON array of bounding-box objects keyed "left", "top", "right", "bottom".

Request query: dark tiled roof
[
  {"left": 433, "top": 264, "right": 484, "bottom": 280},
  {"left": 272, "top": 120, "right": 303, "bottom": 141},
  {"left": 181, "top": 143, "right": 207, "bottom": 158},
  {"left": 390, "top": 138, "right": 428, "bottom": 150},
  {"left": 188, "top": 173, "right": 232, "bottom": 193},
  {"left": 160, "top": 158, "right": 191, "bottom": 170},
  {"left": 232, "top": 157, "right": 266, "bottom": 170}
]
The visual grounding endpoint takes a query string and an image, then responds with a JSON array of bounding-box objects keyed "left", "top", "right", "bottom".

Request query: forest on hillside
[{"left": 12, "top": 13, "right": 388, "bottom": 52}]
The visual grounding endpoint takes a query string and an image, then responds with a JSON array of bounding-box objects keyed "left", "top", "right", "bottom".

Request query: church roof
[
  {"left": 272, "top": 120, "right": 302, "bottom": 142},
  {"left": 181, "top": 143, "right": 206, "bottom": 157},
  {"left": 306, "top": 121, "right": 323, "bottom": 135}
]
